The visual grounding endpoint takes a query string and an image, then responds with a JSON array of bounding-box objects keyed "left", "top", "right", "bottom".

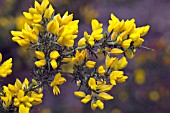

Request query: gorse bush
[{"left": 0, "top": 0, "right": 150, "bottom": 112}]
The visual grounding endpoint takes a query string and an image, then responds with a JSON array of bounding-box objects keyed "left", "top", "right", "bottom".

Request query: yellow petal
[
  {"left": 44, "top": 5, "right": 54, "bottom": 19},
  {"left": 125, "top": 49, "right": 135, "bottom": 59},
  {"left": 11, "top": 31, "right": 22, "bottom": 37},
  {"left": 98, "top": 66, "right": 105, "bottom": 75},
  {"left": 117, "top": 57, "right": 128, "bottom": 69},
  {"left": 98, "top": 92, "right": 114, "bottom": 100},
  {"left": 85, "top": 61, "right": 96, "bottom": 68},
  {"left": 74, "top": 91, "right": 86, "bottom": 98},
  {"left": 140, "top": 25, "right": 150, "bottom": 36},
  {"left": 81, "top": 94, "right": 91, "bottom": 104},
  {"left": 50, "top": 59, "right": 58, "bottom": 69},
  {"left": 50, "top": 50, "right": 60, "bottom": 59},
  {"left": 34, "top": 1, "right": 43, "bottom": 13},
  {"left": 34, "top": 60, "right": 46, "bottom": 67},
  {"left": 133, "top": 38, "right": 144, "bottom": 47},
  {"left": 111, "top": 48, "right": 124, "bottom": 56},
  {"left": 98, "top": 85, "right": 113, "bottom": 92},
  {"left": 19, "top": 104, "right": 30, "bottom": 113},
  {"left": 96, "top": 100, "right": 104, "bottom": 110},
  {"left": 105, "top": 55, "right": 118, "bottom": 69},
  {"left": 35, "top": 51, "right": 45, "bottom": 59},
  {"left": 91, "top": 19, "right": 103, "bottom": 31},
  {"left": 41, "top": 0, "right": 49, "bottom": 11},
  {"left": 121, "top": 39, "right": 132, "bottom": 50},
  {"left": 78, "top": 38, "right": 86, "bottom": 47},
  {"left": 88, "top": 78, "right": 96, "bottom": 90},
  {"left": 33, "top": 14, "right": 42, "bottom": 23},
  {"left": 53, "top": 86, "right": 60, "bottom": 95},
  {"left": 91, "top": 101, "right": 97, "bottom": 110},
  {"left": 129, "top": 32, "right": 140, "bottom": 41},
  {"left": 23, "top": 12, "right": 33, "bottom": 20}
]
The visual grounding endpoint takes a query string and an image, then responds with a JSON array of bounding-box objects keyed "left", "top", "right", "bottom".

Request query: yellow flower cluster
[
  {"left": 108, "top": 14, "right": 150, "bottom": 59},
  {"left": 47, "top": 11, "right": 79, "bottom": 47},
  {"left": 72, "top": 50, "right": 87, "bottom": 64},
  {"left": 74, "top": 81, "right": 113, "bottom": 110},
  {"left": 34, "top": 50, "right": 60, "bottom": 69},
  {"left": 0, "top": 53, "right": 12, "bottom": 78},
  {"left": 23, "top": 0, "right": 54, "bottom": 28},
  {"left": 78, "top": 19, "right": 103, "bottom": 47},
  {"left": 11, "top": 23, "right": 39, "bottom": 46},
  {"left": 73, "top": 55, "right": 128, "bottom": 110},
  {"left": 0, "top": 78, "right": 43, "bottom": 113}
]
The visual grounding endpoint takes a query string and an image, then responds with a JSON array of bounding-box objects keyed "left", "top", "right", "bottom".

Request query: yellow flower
[
  {"left": 88, "top": 78, "right": 97, "bottom": 90},
  {"left": 74, "top": 91, "right": 86, "bottom": 98},
  {"left": 125, "top": 49, "right": 135, "bottom": 59},
  {"left": 81, "top": 94, "right": 91, "bottom": 104},
  {"left": 14, "top": 90, "right": 34, "bottom": 108},
  {"left": 33, "top": 14, "right": 42, "bottom": 23},
  {"left": 78, "top": 38, "right": 86, "bottom": 47},
  {"left": 91, "top": 101, "right": 97, "bottom": 110},
  {"left": 98, "top": 85, "right": 113, "bottom": 92},
  {"left": 129, "top": 32, "right": 140, "bottom": 41},
  {"left": 34, "top": 59, "right": 46, "bottom": 67},
  {"left": 44, "top": 5, "right": 54, "bottom": 19},
  {"left": 121, "top": 39, "right": 132, "bottom": 50},
  {"left": 41, "top": 0, "right": 49, "bottom": 11},
  {"left": 8, "top": 84, "right": 19, "bottom": 94},
  {"left": 98, "top": 92, "right": 114, "bottom": 100},
  {"left": 30, "top": 91, "right": 43, "bottom": 105},
  {"left": 98, "top": 66, "right": 105, "bottom": 75},
  {"left": 50, "top": 50, "right": 60, "bottom": 59},
  {"left": 73, "top": 50, "right": 87, "bottom": 63},
  {"left": 1, "top": 92, "right": 12, "bottom": 109},
  {"left": 133, "top": 38, "right": 144, "bottom": 47},
  {"left": 50, "top": 73, "right": 66, "bottom": 86},
  {"left": 47, "top": 19, "right": 59, "bottom": 34},
  {"left": 117, "top": 57, "right": 128, "bottom": 69},
  {"left": 84, "top": 31, "right": 94, "bottom": 46},
  {"left": 123, "top": 18, "right": 135, "bottom": 33},
  {"left": 110, "top": 71, "right": 128, "bottom": 84},
  {"left": 19, "top": 104, "right": 30, "bottom": 113},
  {"left": 96, "top": 100, "right": 104, "bottom": 110},
  {"left": 116, "top": 31, "right": 128, "bottom": 44},
  {"left": 108, "top": 14, "right": 120, "bottom": 33},
  {"left": 23, "top": 12, "right": 33, "bottom": 20},
  {"left": 137, "top": 25, "right": 150, "bottom": 36},
  {"left": 55, "top": 11, "right": 73, "bottom": 25},
  {"left": 0, "top": 57, "right": 13, "bottom": 78},
  {"left": 91, "top": 19, "right": 103, "bottom": 40},
  {"left": 105, "top": 55, "right": 118, "bottom": 69},
  {"left": 34, "top": 1, "right": 43, "bottom": 13},
  {"left": 111, "top": 48, "right": 124, "bottom": 56},
  {"left": 50, "top": 73, "right": 66, "bottom": 95},
  {"left": 85, "top": 61, "right": 96, "bottom": 68},
  {"left": 11, "top": 23, "right": 39, "bottom": 46},
  {"left": 57, "top": 20, "right": 79, "bottom": 47}
]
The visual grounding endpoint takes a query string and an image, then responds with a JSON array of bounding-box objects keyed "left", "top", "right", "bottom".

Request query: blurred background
[{"left": 0, "top": 0, "right": 170, "bottom": 113}]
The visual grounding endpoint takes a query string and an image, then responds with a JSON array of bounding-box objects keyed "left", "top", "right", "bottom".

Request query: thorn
[{"left": 140, "top": 46, "right": 155, "bottom": 51}]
